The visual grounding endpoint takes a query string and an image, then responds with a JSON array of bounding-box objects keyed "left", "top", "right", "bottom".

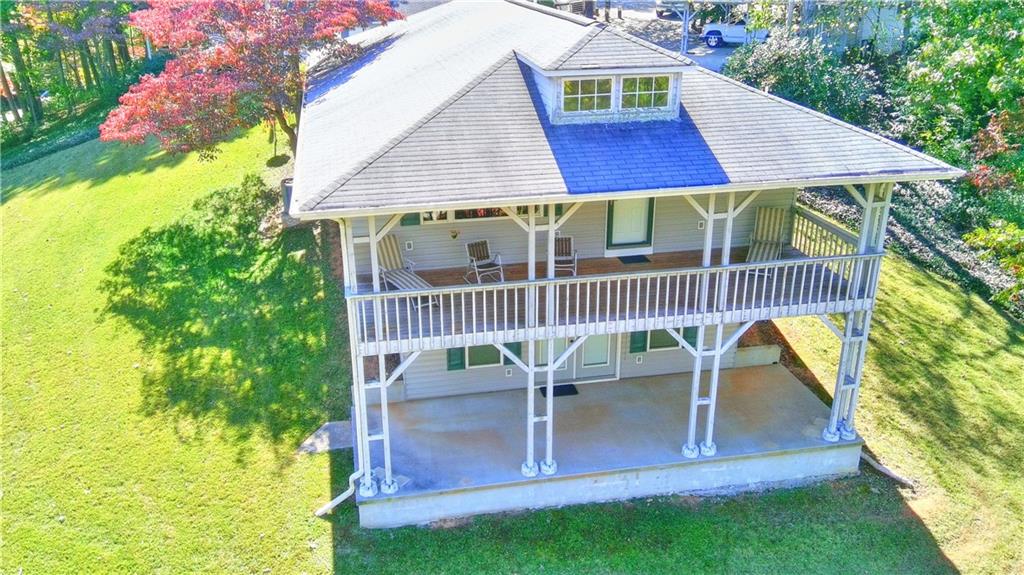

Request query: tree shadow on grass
[{"left": 101, "top": 174, "right": 347, "bottom": 455}]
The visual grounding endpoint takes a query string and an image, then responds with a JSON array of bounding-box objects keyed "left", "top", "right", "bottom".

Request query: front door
[
  {"left": 606, "top": 198, "right": 654, "bottom": 255},
  {"left": 573, "top": 334, "right": 617, "bottom": 381}
]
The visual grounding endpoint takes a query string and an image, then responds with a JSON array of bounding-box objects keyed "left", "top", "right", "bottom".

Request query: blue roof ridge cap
[
  {"left": 687, "top": 66, "right": 964, "bottom": 176},
  {"left": 301, "top": 52, "right": 521, "bottom": 212}
]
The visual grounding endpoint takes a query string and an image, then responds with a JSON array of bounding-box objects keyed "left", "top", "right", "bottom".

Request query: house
[{"left": 289, "top": 0, "right": 961, "bottom": 528}]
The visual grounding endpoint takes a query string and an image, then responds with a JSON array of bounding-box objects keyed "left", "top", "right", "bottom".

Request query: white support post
[
  {"left": 823, "top": 183, "right": 892, "bottom": 442},
  {"left": 702, "top": 194, "right": 716, "bottom": 267},
  {"left": 366, "top": 216, "right": 397, "bottom": 494},
  {"left": 682, "top": 325, "right": 706, "bottom": 458},
  {"left": 522, "top": 338, "right": 539, "bottom": 477},
  {"left": 522, "top": 205, "right": 539, "bottom": 477},
  {"left": 341, "top": 217, "right": 376, "bottom": 497},
  {"left": 540, "top": 203, "right": 558, "bottom": 475},
  {"left": 700, "top": 323, "right": 725, "bottom": 456}
]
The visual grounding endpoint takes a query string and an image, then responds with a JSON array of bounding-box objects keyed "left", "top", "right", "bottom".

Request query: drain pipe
[{"left": 315, "top": 468, "right": 364, "bottom": 517}]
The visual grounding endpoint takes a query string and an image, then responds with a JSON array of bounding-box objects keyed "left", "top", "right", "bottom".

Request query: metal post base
[
  {"left": 839, "top": 421, "right": 858, "bottom": 441},
  {"left": 379, "top": 479, "right": 399, "bottom": 495},
  {"left": 358, "top": 478, "right": 379, "bottom": 498},
  {"left": 539, "top": 459, "right": 558, "bottom": 475},
  {"left": 699, "top": 441, "right": 717, "bottom": 456},
  {"left": 682, "top": 444, "right": 700, "bottom": 459},
  {"left": 521, "top": 461, "right": 539, "bottom": 478},
  {"left": 821, "top": 427, "right": 841, "bottom": 443}
]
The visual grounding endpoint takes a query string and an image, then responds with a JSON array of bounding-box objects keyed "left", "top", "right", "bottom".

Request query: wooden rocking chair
[
  {"left": 464, "top": 239, "right": 504, "bottom": 284},
  {"left": 553, "top": 236, "right": 578, "bottom": 276}
]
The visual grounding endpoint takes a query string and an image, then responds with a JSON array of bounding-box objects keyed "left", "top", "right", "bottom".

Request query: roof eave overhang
[{"left": 289, "top": 168, "right": 964, "bottom": 221}]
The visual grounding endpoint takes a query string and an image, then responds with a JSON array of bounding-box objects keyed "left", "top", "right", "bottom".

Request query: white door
[
  {"left": 574, "top": 334, "right": 617, "bottom": 381},
  {"left": 608, "top": 199, "right": 652, "bottom": 248}
]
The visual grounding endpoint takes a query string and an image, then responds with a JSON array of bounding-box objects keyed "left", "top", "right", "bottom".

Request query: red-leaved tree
[{"left": 100, "top": 0, "right": 398, "bottom": 157}]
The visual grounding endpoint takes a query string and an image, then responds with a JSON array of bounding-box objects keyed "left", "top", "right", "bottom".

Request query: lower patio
[{"left": 356, "top": 363, "right": 863, "bottom": 527}]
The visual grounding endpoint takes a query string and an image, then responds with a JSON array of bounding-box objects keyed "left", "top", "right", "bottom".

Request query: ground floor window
[{"left": 630, "top": 328, "right": 699, "bottom": 352}]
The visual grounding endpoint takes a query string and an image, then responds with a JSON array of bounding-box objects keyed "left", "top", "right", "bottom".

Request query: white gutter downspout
[{"left": 315, "top": 469, "right": 364, "bottom": 517}]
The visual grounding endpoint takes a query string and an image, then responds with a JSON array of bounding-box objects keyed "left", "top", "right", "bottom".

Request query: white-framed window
[
  {"left": 466, "top": 345, "right": 502, "bottom": 368},
  {"left": 620, "top": 76, "right": 671, "bottom": 109},
  {"left": 562, "top": 78, "right": 613, "bottom": 113},
  {"left": 420, "top": 206, "right": 562, "bottom": 225}
]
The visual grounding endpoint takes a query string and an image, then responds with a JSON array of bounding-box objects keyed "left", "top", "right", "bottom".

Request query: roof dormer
[{"left": 518, "top": 25, "right": 692, "bottom": 124}]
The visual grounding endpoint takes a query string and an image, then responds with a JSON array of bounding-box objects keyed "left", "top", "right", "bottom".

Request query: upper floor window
[
  {"left": 621, "top": 76, "right": 670, "bottom": 109},
  {"left": 563, "top": 78, "right": 612, "bottom": 112}
]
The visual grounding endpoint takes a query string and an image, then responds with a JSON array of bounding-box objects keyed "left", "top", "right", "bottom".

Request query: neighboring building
[{"left": 290, "top": 0, "right": 961, "bottom": 528}]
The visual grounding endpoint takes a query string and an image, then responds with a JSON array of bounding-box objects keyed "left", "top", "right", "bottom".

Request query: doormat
[
  {"left": 618, "top": 255, "right": 651, "bottom": 264},
  {"left": 540, "top": 384, "right": 579, "bottom": 398}
]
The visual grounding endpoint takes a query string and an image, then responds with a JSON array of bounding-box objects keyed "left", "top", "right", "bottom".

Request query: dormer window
[
  {"left": 621, "top": 76, "right": 670, "bottom": 109},
  {"left": 562, "top": 78, "right": 613, "bottom": 112}
]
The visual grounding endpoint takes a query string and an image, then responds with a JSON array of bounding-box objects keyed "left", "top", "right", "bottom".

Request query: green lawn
[{"left": 2, "top": 136, "right": 1022, "bottom": 573}]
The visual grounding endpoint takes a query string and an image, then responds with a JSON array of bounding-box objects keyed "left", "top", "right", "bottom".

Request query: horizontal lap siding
[
  {"left": 349, "top": 189, "right": 797, "bottom": 272},
  {"left": 400, "top": 323, "right": 742, "bottom": 401}
]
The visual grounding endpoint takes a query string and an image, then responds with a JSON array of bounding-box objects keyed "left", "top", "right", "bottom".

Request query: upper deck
[{"left": 347, "top": 206, "right": 881, "bottom": 356}]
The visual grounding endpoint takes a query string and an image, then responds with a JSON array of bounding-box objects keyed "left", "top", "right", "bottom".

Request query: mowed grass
[{"left": 2, "top": 134, "right": 1022, "bottom": 573}]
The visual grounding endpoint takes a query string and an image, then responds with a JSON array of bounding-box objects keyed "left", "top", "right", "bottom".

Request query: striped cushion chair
[
  {"left": 746, "top": 207, "right": 788, "bottom": 263},
  {"left": 378, "top": 235, "right": 433, "bottom": 298}
]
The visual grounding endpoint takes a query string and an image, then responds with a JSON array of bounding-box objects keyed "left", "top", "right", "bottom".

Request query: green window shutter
[
  {"left": 400, "top": 213, "right": 420, "bottom": 226},
  {"left": 503, "top": 342, "right": 523, "bottom": 365},
  {"left": 555, "top": 204, "right": 564, "bottom": 217},
  {"left": 446, "top": 348, "right": 465, "bottom": 371},
  {"left": 628, "top": 332, "right": 648, "bottom": 353},
  {"left": 682, "top": 327, "right": 699, "bottom": 348}
]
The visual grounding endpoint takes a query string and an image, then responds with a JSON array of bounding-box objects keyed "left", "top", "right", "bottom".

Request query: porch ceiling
[{"left": 358, "top": 364, "right": 859, "bottom": 501}]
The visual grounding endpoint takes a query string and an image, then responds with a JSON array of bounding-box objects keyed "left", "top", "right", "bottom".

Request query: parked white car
[{"left": 701, "top": 20, "right": 768, "bottom": 47}]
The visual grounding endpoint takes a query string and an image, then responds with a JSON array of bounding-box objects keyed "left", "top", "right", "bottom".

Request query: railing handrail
[
  {"left": 346, "top": 252, "right": 883, "bottom": 301},
  {"left": 793, "top": 205, "right": 859, "bottom": 247}
]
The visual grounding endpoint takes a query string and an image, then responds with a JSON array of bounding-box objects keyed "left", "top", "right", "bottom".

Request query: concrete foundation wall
[{"left": 358, "top": 442, "right": 863, "bottom": 528}]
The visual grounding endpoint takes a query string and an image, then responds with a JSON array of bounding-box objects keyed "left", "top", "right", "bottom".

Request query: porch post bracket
[
  {"left": 699, "top": 441, "right": 716, "bottom": 456},
  {"left": 682, "top": 444, "right": 700, "bottom": 459},
  {"left": 521, "top": 461, "right": 539, "bottom": 477},
  {"left": 380, "top": 478, "right": 399, "bottom": 495},
  {"left": 540, "top": 459, "right": 558, "bottom": 475},
  {"left": 358, "top": 477, "right": 379, "bottom": 497},
  {"left": 821, "top": 427, "right": 841, "bottom": 442},
  {"left": 839, "top": 419, "right": 858, "bottom": 441}
]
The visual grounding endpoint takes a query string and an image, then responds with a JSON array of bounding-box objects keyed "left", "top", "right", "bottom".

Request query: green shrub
[{"left": 723, "top": 35, "right": 889, "bottom": 130}]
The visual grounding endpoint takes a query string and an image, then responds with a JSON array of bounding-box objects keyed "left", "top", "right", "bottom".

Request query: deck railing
[
  {"left": 791, "top": 206, "right": 859, "bottom": 258},
  {"left": 348, "top": 251, "right": 883, "bottom": 355}
]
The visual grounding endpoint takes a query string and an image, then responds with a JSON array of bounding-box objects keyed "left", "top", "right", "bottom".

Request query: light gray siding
[
  {"left": 400, "top": 324, "right": 743, "bottom": 401},
  {"left": 350, "top": 189, "right": 798, "bottom": 272}
]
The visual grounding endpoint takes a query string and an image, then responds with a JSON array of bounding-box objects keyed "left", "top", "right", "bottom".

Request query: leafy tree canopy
[{"left": 100, "top": 0, "right": 399, "bottom": 157}]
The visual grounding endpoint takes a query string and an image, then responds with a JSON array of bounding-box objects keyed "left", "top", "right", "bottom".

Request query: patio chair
[
  {"left": 464, "top": 239, "right": 504, "bottom": 284},
  {"left": 746, "top": 207, "right": 788, "bottom": 263},
  {"left": 377, "top": 235, "right": 435, "bottom": 305},
  {"left": 554, "top": 236, "right": 578, "bottom": 276}
]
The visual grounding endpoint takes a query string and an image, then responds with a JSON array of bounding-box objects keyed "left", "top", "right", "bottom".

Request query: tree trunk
[
  {"left": 83, "top": 42, "right": 102, "bottom": 85},
  {"left": 116, "top": 36, "right": 131, "bottom": 69},
  {"left": 78, "top": 45, "right": 95, "bottom": 89},
  {"left": 271, "top": 103, "right": 297, "bottom": 152},
  {"left": 8, "top": 37, "right": 41, "bottom": 124},
  {"left": 104, "top": 39, "right": 119, "bottom": 77},
  {"left": 0, "top": 65, "right": 23, "bottom": 124}
]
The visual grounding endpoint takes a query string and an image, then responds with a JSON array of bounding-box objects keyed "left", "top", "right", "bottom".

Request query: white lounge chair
[
  {"left": 746, "top": 207, "right": 788, "bottom": 263},
  {"left": 378, "top": 235, "right": 433, "bottom": 298}
]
